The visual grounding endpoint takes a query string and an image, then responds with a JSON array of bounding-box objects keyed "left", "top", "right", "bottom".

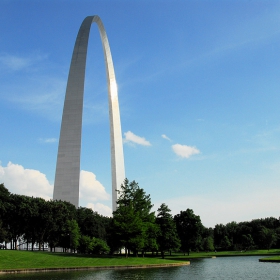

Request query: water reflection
[{"left": 1, "top": 256, "right": 280, "bottom": 280}]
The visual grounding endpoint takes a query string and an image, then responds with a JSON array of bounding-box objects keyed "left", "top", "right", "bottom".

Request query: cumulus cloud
[
  {"left": 86, "top": 202, "right": 112, "bottom": 217},
  {"left": 0, "top": 162, "right": 53, "bottom": 200},
  {"left": 172, "top": 143, "right": 200, "bottom": 158},
  {"left": 124, "top": 131, "right": 151, "bottom": 146},
  {"left": 79, "top": 170, "right": 110, "bottom": 202},
  {"left": 0, "top": 162, "right": 112, "bottom": 215},
  {"left": 162, "top": 134, "right": 171, "bottom": 141},
  {"left": 79, "top": 172, "right": 112, "bottom": 216}
]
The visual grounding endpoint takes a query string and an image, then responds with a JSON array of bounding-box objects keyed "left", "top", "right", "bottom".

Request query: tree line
[
  {"left": 0, "top": 183, "right": 110, "bottom": 253},
  {"left": 1, "top": 181, "right": 280, "bottom": 257}
]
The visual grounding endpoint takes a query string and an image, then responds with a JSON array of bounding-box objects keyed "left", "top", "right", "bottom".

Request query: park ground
[{"left": 0, "top": 249, "right": 280, "bottom": 272}]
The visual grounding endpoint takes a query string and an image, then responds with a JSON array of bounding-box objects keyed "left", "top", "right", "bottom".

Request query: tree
[
  {"left": 8, "top": 194, "right": 34, "bottom": 249},
  {"left": 259, "top": 227, "right": 277, "bottom": 250},
  {"left": 67, "top": 219, "right": 80, "bottom": 251},
  {"left": 78, "top": 235, "right": 93, "bottom": 254},
  {"left": 220, "top": 235, "right": 231, "bottom": 250},
  {"left": 91, "top": 238, "right": 110, "bottom": 254},
  {"left": 78, "top": 236, "right": 110, "bottom": 254},
  {"left": 241, "top": 234, "right": 254, "bottom": 250},
  {"left": 77, "top": 207, "right": 110, "bottom": 240},
  {"left": 214, "top": 224, "right": 229, "bottom": 250},
  {"left": 202, "top": 236, "right": 215, "bottom": 252},
  {"left": 31, "top": 197, "right": 53, "bottom": 250},
  {"left": 0, "top": 184, "right": 11, "bottom": 243},
  {"left": 174, "top": 209, "right": 204, "bottom": 255},
  {"left": 156, "top": 203, "right": 180, "bottom": 258},
  {"left": 143, "top": 222, "right": 159, "bottom": 255},
  {"left": 43, "top": 200, "right": 77, "bottom": 252},
  {"left": 112, "top": 179, "right": 155, "bottom": 257}
]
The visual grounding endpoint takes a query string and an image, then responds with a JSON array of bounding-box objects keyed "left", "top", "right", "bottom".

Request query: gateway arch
[{"left": 53, "top": 15, "right": 125, "bottom": 212}]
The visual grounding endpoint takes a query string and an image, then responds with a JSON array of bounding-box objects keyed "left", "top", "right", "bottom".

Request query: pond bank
[
  {"left": 259, "top": 257, "right": 280, "bottom": 263},
  {"left": 0, "top": 262, "right": 190, "bottom": 274}
]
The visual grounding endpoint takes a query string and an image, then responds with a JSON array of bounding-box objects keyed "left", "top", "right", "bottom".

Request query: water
[{"left": 1, "top": 256, "right": 280, "bottom": 279}]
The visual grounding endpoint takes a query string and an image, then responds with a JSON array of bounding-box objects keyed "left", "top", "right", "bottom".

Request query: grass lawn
[
  {"left": 1, "top": 249, "right": 279, "bottom": 271},
  {"left": 259, "top": 256, "right": 280, "bottom": 263},
  {"left": 0, "top": 250, "right": 186, "bottom": 270},
  {"left": 163, "top": 249, "right": 280, "bottom": 260}
]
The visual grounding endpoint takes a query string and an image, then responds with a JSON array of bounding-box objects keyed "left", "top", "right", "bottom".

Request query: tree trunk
[{"left": 161, "top": 251, "right": 165, "bottom": 259}]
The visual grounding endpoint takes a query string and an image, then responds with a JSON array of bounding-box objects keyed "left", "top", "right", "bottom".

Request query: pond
[{"left": 1, "top": 256, "right": 280, "bottom": 279}]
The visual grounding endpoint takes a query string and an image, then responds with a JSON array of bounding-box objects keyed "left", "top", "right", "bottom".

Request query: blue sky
[{"left": 1, "top": 0, "right": 280, "bottom": 227}]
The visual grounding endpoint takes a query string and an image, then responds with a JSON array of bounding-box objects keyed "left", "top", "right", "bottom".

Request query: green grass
[
  {"left": 0, "top": 250, "right": 186, "bottom": 270},
  {"left": 259, "top": 256, "right": 280, "bottom": 262},
  {"left": 1, "top": 249, "right": 279, "bottom": 271},
  {"left": 163, "top": 249, "right": 280, "bottom": 260}
]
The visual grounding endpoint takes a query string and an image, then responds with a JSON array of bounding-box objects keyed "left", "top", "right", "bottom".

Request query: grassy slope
[
  {"left": 1, "top": 249, "right": 279, "bottom": 270},
  {"left": 259, "top": 255, "right": 280, "bottom": 262},
  {"left": 164, "top": 249, "right": 280, "bottom": 260},
  {"left": 0, "top": 250, "right": 185, "bottom": 270}
]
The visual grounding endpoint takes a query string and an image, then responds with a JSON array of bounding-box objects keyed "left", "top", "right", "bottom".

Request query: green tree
[
  {"left": 46, "top": 200, "right": 77, "bottom": 252},
  {"left": 8, "top": 194, "right": 34, "bottom": 249},
  {"left": 77, "top": 207, "right": 109, "bottom": 240},
  {"left": 78, "top": 235, "right": 92, "bottom": 254},
  {"left": 32, "top": 198, "right": 53, "bottom": 250},
  {"left": 67, "top": 219, "right": 80, "bottom": 251},
  {"left": 259, "top": 227, "right": 277, "bottom": 250},
  {"left": 241, "top": 234, "right": 254, "bottom": 250},
  {"left": 174, "top": 209, "right": 203, "bottom": 255},
  {"left": 202, "top": 236, "right": 215, "bottom": 252},
  {"left": 91, "top": 238, "right": 110, "bottom": 254},
  {"left": 220, "top": 235, "right": 231, "bottom": 250},
  {"left": 0, "top": 184, "right": 11, "bottom": 243},
  {"left": 214, "top": 224, "right": 229, "bottom": 250},
  {"left": 112, "top": 179, "right": 155, "bottom": 257},
  {"left": 156, "top": 203, "right": 180, "bottom": 258},
  {"left": 143, "top": 222, "right": 159, "bottom": 255},
  {"left": 78, "top": 236, "right": 110, "bottom": 254}
]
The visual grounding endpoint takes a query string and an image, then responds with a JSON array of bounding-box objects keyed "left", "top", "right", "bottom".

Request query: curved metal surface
[{"left": 53, "top": 15, "right": 125, "bottom": 211}]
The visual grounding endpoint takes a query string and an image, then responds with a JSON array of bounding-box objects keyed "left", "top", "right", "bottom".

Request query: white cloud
[
  {"left": 39, "top": 138, "right": 58, "bottom": 143},
  {"left": 0, "top": 53, "right": 47, "bottom": 71},
  {"left": 0, "top": 162, "right": 52, "bottom": 200},
  {"left": 124, "top": 131, "right": 151, "bottom": 146},
  {"left": 79, "top": 170, "right": 110, "bottom": 202},
  {"left": 0, "top": 162, "right": 112, "bottom": 217},
  {"left": 86, "top": 202, "right": 112, "bottom": 217},
  {"left": 5, "top": 77, "right": 65, "bottom": 121},
  {"left": 0, "top": 54, "right": 31, "bottom": 71},
  {"left": 172, "top": 143, "right": 200, "bottom": 158},
  {"left": 162, "top": 134, "right": 171, "bottom": 141},
  {"left": 0, "top": 162, "right": 110, "bottom": 205}
]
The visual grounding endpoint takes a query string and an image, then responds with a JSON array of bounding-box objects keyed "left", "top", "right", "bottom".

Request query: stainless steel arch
[{"left": 53, "top": 15, "right": 125, "bottom": 212}]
